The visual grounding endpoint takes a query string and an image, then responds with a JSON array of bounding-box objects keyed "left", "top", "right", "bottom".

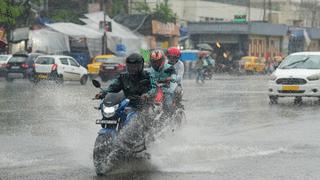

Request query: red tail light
[
  {"left": 117, "top": 64, "right": 124, "bottom": 70},
  {"left": 33, "top": 63, "right": 35, "bottom": 69},
  {"left": 154, "top": 89, "right": 163, "bottom": 102},
  {"left": 21, "top": 63, "right": 29, "bottom": 69},
  {"left": 52, "top": 64, "right": 58, "bottom": 71},
  {"left": 1, "top": 63, "right": 8, "bottom": 68},
  {"left": 270, "top": 63, "right": 274, "bottom": 66}
]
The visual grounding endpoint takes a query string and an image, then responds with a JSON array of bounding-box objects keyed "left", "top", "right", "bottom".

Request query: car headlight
[
  {"left": 103, "top": 104, "right": 119, "bottom": 118},
  {"left": 307, "top": 74, "right": 320, "bottom": 81},
  {"left": 269, "top": 73, "right": 277, "bottom": 81}
]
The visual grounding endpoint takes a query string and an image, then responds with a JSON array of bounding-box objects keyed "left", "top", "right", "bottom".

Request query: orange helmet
[{"left": 149, "top": 50, "right": 165, "bottom": 70}]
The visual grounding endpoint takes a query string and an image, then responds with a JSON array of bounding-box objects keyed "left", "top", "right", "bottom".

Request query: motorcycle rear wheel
[{"left": 93, "top": 133, "right": 114, "bottom": 175}]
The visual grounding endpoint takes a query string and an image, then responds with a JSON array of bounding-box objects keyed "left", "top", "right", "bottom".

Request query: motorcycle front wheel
[{"left": 93, "top": 133, "right": 114, "bottom": 175}]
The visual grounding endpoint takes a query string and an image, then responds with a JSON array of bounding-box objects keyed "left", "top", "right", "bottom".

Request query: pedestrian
[{"left": 195, "top": 55, "right": 205, "bottom": 83}]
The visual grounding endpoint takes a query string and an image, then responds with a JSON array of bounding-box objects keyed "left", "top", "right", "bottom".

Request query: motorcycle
[
  {"left": 155, "top": 80, "right": 187, "bottom": 127},
  {"left": 203, "top": 65, "right": 214, "bottom": 80},
  {"left": 92, "top": 79, "right": 159, "bottom": 175}
]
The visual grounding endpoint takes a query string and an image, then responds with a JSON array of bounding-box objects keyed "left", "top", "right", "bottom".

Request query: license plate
[
  {"left": 96, "top": 119, "right": 117, "bottom": 124},
  {"left": 282, "top": 86, "right": 299, "bottom": 90},
  {"left": 105, "top": 66, "right": 115, "bottom": 69},
  {"left": 38, "top": 75, "right": 48, "bottom": 78},
  {"left": 11, "top": 66, "right": 20, "bottom": 69}
]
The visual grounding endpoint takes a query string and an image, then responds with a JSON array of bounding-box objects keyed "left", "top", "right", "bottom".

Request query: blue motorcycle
[{"left": 91, "top": 80, "right": 151, "bottom": 175}]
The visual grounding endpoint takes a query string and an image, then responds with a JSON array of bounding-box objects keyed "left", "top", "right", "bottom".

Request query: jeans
[
  {"left": 161, "top": 87, "right": 174, "bottom": 114},
  {"left": 196, "top": 68, "right": 204, "bottom": 81}
]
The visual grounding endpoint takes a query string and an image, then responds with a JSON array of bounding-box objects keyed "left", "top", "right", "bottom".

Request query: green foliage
[
  {"left": 153, "top": 3, "right": 176, "bottom": 23},
  {"left": 132, "top": 2, "right": 176, "bottom": 23},
  {"left": 47, "top": 10, "right": 82, "bottom": 24},
  {"left": 0, "top": 0, "right": 25, "bottom": 25},
  {"left": 106, "top": 1, "right": 125, "bottom": 18},
  {"left": 133, "top": 2, "right": 151, "bottom": 14}
]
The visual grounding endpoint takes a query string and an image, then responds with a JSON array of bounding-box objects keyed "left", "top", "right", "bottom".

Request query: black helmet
[
  {"left": 149, "top": 50, "right": 165, "bottom": 71},
  {"left": 126, "top": 52, "right": 144, "bottom": 74}
]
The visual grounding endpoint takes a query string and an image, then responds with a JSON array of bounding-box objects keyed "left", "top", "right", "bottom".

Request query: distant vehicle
[
  {"left": 99, "top": 57, "right": 126, "bottom": 82},
  {"left": 5, "top": 52, "right": 44, "bottom": 82},
  {"left": 239, "top": 56, "right": 266, "bottom": 74},
  {"left": 32, "top": 55, "right": 88, "bottom": 85},
  {"left": 269, "top": 52, "right": 320, "bottom": 104},
  {"left": 0, "top": 54, "right": 12, "bottom": 77},
  {"left": 265, "top": 56, "right": 283, "bottom": 74},
  {"left": 87, "top": 54, "right": 116, "bottom": 80}
]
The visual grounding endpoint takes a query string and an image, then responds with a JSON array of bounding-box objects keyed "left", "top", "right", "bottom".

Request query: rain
[{"left": 2, "top": 0, "right": 320, "bottom": 180}]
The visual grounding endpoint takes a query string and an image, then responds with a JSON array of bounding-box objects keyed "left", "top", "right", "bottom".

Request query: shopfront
[
  {"left": 150, "top": 20, "right": 180, "bottom": 49},
  {"left": 188, "top": 21, "right": 287, "bottom": 63}
]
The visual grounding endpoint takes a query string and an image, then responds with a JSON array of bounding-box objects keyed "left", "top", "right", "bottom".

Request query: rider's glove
[
  {"left": 141, "top": 94, "right": 150, "bottom": 100},
  {"left": 95, "top": 93, "right": 102, "bottom": 99},
  {"left": 166, "top": 77, "right": 173, "bottom": 82}
]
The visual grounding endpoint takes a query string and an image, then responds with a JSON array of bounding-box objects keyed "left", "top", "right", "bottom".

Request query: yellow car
[
  {"left": 87, "top": 54, "right": 116, "bottom": 79},
  {"left": 239, "top": 56, "right": 266, "bottom": 74}
]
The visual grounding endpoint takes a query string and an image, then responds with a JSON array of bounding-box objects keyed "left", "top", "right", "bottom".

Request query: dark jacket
[{"left": 100, "top": 71, "right": 157, "bottom": 108}]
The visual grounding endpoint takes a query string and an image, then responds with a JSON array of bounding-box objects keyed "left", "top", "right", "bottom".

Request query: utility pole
[
  {"left": 247, "top": 0, "right": 250, "bottom": 22},
  {"left": 263, "top": 0, "right": 266, "bottom": 21},
  {"left": 268, "top": 0, "right": 271, "bottom": 23}
]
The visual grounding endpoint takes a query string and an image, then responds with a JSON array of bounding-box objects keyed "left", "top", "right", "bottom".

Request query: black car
[
  {"left": 5, "top": 52, "right": 44, "bottom": 82},
  {"left": 98, "top": 57, "right": 126, "bottom": 82}
]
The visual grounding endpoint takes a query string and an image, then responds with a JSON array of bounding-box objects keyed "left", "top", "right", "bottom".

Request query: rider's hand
[
  {"left": 166, "top": 77, "right": 173, "bottom": 82},
  {"left": 95, "top": 93, "right": 103, "bottom": 99},
  {"left": 141, "top": 94, "right": 150, "bottom": 100}
]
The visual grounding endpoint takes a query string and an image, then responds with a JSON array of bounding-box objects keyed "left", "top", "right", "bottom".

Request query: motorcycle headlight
[
  {"left": 103, "top": 104, "right": 119, "bottom": 118},
  {"left": 307, "top": 74, "right": 320, "bottom": 81},
  {"left": 269, "top": 73, "right": 277, "bottom": 81}
]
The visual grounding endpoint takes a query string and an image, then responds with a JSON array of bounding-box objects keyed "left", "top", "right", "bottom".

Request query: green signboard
[{"left": 234, "top": 15, "right": 246, "bottom": 22}]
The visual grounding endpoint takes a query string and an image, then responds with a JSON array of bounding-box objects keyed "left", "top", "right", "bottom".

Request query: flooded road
[{"left": 1, "top": 74, "right": 320, "bottom": 180}]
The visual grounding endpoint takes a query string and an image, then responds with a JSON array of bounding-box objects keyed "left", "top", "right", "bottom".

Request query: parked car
[
  {"left": 269, "top": 52, "right": 320, "bottom": 104},
  {"left": 239, "top": 56, "right": 266, "bottom": 74},
  {"left": 98, "top": 56, "right": 126, "bottom": 82},
  {"left": 32, "top": 55, "right": 88, "bottom": 85},
  {"left": 87, "top": 54, "right": 116, "bottom": 80},
  {"left": 5, "top": 52, "right": 44, "bottom": 82},
  {"left": 0, "top": 54, "right": 12, "bottom": 77}
]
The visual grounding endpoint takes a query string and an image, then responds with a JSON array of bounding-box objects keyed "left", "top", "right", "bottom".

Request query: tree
[
  {"left": 106, "top": 1, "right": 126, "bottom": 19},
  {"left": 46, "top": 10, "right": 82, "bottom": 24},
  {"left": 0, "top": 0, "right": 25, "bottom": 26},
  {"left": 0, "top": 0, "right": 42, "bottom": 26},
  {"left": 153, "top": 3, "right": 176, "bottom": 23},
  {"left": 133, "top": 2, "right": 176, "bottom": 23}
]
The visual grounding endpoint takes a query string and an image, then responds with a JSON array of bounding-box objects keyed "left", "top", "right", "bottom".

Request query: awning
[{"left": 11, "top": 27, "right": 29, "bottom": 43}]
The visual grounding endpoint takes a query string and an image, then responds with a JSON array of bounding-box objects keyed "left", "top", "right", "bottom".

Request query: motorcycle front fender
[
  {"left": 123, "top": 111, "right": 137, "bottom": 126},
  {"left": 98, "top": 128, "right": 117, "bottom": 137}
]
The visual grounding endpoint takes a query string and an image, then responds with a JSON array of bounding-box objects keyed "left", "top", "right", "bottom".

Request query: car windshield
[
  {"left": 0, "top": 56, "right": 9, "bottom": 61},
  {"left": 106, "top": 57, "right": 125, "bottom": 64},
  {"left": 278, "top": 55, "right": 320, "bottom": 69},
  {"left": 9, "top": 56, "right": 27, "bottom": 63},
  {"left": 35, "top": 57, "right": 55, "bottom": 64},
  {"left": 241, "top": 58, "right": 252, "bottom": 62},
  {"left": 95, "top": 58, "right": 110, "bottom": 63}
]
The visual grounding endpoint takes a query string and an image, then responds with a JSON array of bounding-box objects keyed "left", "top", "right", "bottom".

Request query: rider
[
  {"left": 149, "top": 50, "right": 177, "bottom": 117},
  {"left": 167, "top": 47, "right": 184, "bottom": 108},
  {"left": 95, "top": 52, "right": 158, "bottom": 109}
]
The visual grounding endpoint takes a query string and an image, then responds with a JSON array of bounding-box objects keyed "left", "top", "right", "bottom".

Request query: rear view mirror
[{"left": 92, "top": 80, "right": 101, "bottom": 88}]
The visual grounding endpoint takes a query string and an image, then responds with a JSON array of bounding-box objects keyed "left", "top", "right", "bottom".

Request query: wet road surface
[{"left": 1, "top": 74, "right": 320, "bottom": 180}]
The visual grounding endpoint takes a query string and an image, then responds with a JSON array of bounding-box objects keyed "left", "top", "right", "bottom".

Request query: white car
[
  {"left": 32, "top": 55, "right": 88, "bottom": 85},
  {"left": 269, "top": 52, "right": 320, "bottom": 104},
  {"left": 0, "top": 54, "right": 12, "bottom": 77}
]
